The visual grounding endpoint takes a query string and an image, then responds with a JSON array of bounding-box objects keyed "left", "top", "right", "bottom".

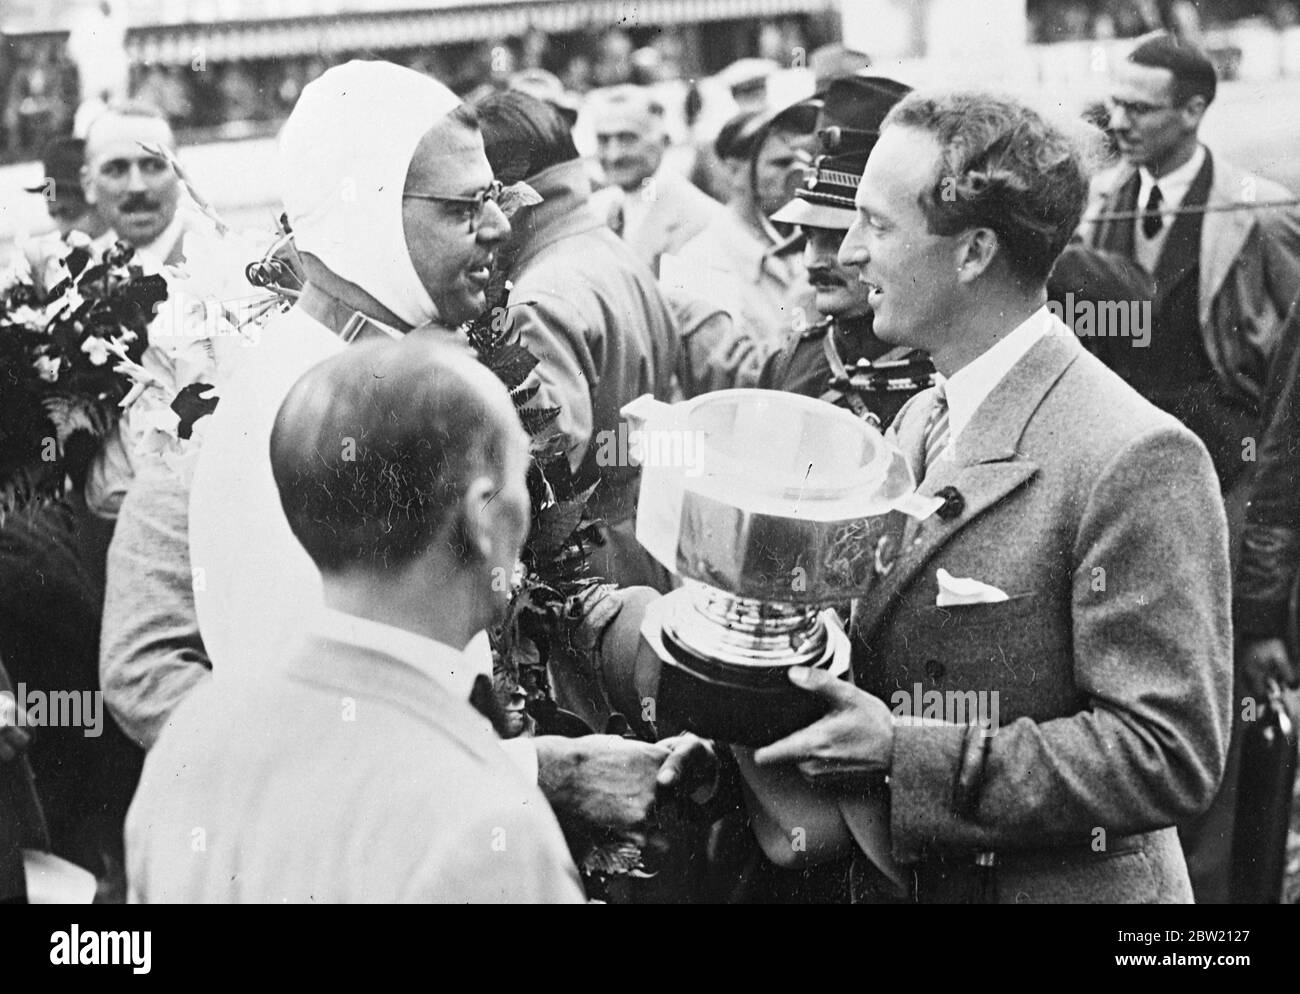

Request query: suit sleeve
[
  {"left": 414, "top": 802, "right": 586, "bottom": 903},
  {"left": 887, "top": 426, "right": 1233, "bottom": 857},
  {"left": 504, "top": 290, "right": 595, "bottom": 472},
  {"left": 666, "top": 291, "right": 769, "bottom": 398},
  {"left": 101, "top": 457, "right": 212, "bottom": 749}
]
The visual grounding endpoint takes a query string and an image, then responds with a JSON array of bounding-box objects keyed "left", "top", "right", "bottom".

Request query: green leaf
[
  {"left": 518, "top": 405, "right": 561, "bottom": 437},
  {"left": 488, "top": 344, "right": 539, "bottom": 390},
  {"left": 171, "top": 382, "right": 220, "bottom": 439},
  {"left": 509, "top": 383, "right": 540, "bottom": 406},
  {"left": 530, "top": 499, "right": 585, "bottom": 557}
]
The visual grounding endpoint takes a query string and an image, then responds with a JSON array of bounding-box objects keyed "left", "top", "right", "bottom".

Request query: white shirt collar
[
  {"left": 98, "top": 212, "right": 185, "bottom": 274},
  {"left": 312, "top": 606, "right": 490, "bottom": 703},
  {"left": 1138, "top": 143, "right": 1206, "bottom": 225},
  {"left": 940, "top": 305, "right": 1054, "bottom": 452}
]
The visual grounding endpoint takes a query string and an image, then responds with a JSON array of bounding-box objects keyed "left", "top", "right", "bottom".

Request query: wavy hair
[{"left": 884, "top": 91, "right": 1092, "bottom": 285}]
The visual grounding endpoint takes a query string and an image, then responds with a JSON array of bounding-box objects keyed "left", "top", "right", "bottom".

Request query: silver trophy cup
[{"left": 624, "top": 389, "right": 916, "bottom": 745}]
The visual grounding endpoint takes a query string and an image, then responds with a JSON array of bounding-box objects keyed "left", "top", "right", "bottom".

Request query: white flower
[
  {"left": 0, "top": 255, "right": 33, "bottom": 292},
  {"left": 33, "top": 355, "right": 60, "bottom": 382},
  {"left": 81, "top": 336, "right": 112, "bottom": 365},
  {"left": 7, "top": 305, "right": 43, "bottom": 328}
]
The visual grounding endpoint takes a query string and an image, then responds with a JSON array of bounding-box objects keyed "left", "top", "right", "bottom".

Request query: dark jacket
[
  {"left": 1235, "top": 302, "right": 1300, "bottom": 639},
  {"left": 503, "top": 160, "right": 679, "bottom": 530}
]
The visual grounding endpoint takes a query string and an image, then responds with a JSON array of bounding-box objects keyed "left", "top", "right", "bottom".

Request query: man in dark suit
[
  {"left": 127, "top": 338, "right": 585, "bottom": 902},
  {"left": 1082, "top": 33, "right": 1300, "bottom": 546},
  {"left": 750, "top": 89, "right": 1231, "bottom": 903},
  {"left": 1081, "top": 33, "right": 1300, "bottom": 902}
]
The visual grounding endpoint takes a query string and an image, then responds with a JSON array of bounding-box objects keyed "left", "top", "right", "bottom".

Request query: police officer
[{"left": 761, "top": 77, "right": 935, "bottom": 430}]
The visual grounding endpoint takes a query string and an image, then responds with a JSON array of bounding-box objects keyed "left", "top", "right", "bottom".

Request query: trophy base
[{"left": 644, "top": 588, "right": 850, "bottom": 747}]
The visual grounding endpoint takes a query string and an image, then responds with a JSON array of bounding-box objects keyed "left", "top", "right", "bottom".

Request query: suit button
[{"left": 924, "top": 659, "right": 946, "bottom": 682}]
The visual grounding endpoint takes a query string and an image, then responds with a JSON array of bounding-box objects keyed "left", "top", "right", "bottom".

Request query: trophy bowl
[{"left": 626, "top": 389, "right": 915, "bottom": 745}]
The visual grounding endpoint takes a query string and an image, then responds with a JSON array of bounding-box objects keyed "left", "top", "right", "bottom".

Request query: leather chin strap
[{"left": 297, "top": 283, "right": 404, "bottom": 345}]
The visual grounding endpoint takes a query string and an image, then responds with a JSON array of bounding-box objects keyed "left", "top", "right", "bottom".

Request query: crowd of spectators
[{"left": 0, "top": 19, "right": 819, "bottom": 161}]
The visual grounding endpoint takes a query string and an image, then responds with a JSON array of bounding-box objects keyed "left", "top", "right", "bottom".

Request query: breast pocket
[
  {"left": 863, "top": 593, "right": 1077, "bottom": 725},
  {"left": 912, "top": 593, "right": 1044, "bottom": 629}
]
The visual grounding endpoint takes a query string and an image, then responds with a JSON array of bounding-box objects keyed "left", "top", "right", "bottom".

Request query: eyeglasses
[
  {"left": 402, "top": 180, "right": 505, "bottom": 231},
  {"left": 1106, "top": 97, "right": 1174, "bottom": 118}
]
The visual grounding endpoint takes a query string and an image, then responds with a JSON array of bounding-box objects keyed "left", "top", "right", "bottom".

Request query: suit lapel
[
  {"left": 1150, "top": 153, "right": 1213, "bottom": 314},
  {"left": 1199, "top": 154, "right": 1256, "bottom": 328},
  {"left": 1091, "top": 169, "right": 1139, "bottom": 257},
  {"left": 856, "top": 332, "right": 1080, "bottom": 643}
]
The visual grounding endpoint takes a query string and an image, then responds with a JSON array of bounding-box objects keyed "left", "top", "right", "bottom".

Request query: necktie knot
[{"left": 1142, "top": 183, "right": 1164, "bottom": 239}]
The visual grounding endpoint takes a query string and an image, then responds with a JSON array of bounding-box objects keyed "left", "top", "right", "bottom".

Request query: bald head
[{"left": 270, "top": 337, "right": 530, "bottom": 575}]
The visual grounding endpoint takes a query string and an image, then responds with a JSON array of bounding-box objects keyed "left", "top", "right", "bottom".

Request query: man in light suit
[
  {"left": 1080, "top": 33, "right": 1300, "bottom": 902},
  {"left": 588, "top": 85, "right": 722, "bottom": 277},
  {"left": 126, "top": 337, "right": 585, "bottom": 903},
  {"left": 79, "top": 103, "right": 217, "bottom": 520},
  {"left": 753, "top": 90, "right": 1232, "bottom": 903}
]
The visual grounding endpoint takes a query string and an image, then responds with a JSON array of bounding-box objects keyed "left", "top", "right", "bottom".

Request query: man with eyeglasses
[
  {"left": 105, "top": 64, "right": 687, "bottom": 887},
  {"left": 1082, "top": 32, "right": 1300, "bottom": 904}
]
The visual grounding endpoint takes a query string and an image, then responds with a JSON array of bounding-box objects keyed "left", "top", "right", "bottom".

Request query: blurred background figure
[
  {"left": 21, "top": 136, "right": 106, "bottom": 281},
  {"left": 588, "top": 84, "right": 722, "bottom": 277},
  {"left": 507, "top": 67, "right": 580, "bottom": 126},
  {"left": 66, "top": 0, "right": 129, "bottom": 136},
  {"left": 716, "top": 57, "right": 780, "bottom": 114},
  {"left": 809, "top": 43, "right": 870, "bottom": 91},
  {"left": 667, "top": 98, "right": 819, "bottom": 349}
]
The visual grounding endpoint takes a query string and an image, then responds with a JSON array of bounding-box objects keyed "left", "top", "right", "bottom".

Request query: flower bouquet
[{"left": 0, "top": 238, "right": 167, "bottom": 519}]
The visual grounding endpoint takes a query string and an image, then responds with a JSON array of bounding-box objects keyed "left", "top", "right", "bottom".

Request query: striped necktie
[{"left": 923, "top": 382, "right": 950, "bottom": 476}]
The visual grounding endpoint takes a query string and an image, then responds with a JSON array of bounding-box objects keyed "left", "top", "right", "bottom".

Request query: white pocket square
[{"left": 935, "top": 568, "right": 1010, "bottom": 607}]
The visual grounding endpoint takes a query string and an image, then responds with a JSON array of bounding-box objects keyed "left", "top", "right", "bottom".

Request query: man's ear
[
  {"left": 456, "top": 474, "right": 500, "bottom": 564},
  {"left": 956, "top": 227, "right": 999, "bottom": 284},
  {"left": 1180, "top": 95, "right": 1208, "bottom": 130},
  {"left": 80, "top": 164, "right": 96, "bottom": 205}
]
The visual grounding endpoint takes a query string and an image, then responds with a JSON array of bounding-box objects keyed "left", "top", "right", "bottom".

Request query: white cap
[{"left": 279, "top": 60, "right": 461, "bottom": 327}]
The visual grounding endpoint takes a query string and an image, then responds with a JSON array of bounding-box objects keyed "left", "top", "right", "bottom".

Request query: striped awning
[{"left": 126, "top": 0, "right": 836, "bottom": 65}]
